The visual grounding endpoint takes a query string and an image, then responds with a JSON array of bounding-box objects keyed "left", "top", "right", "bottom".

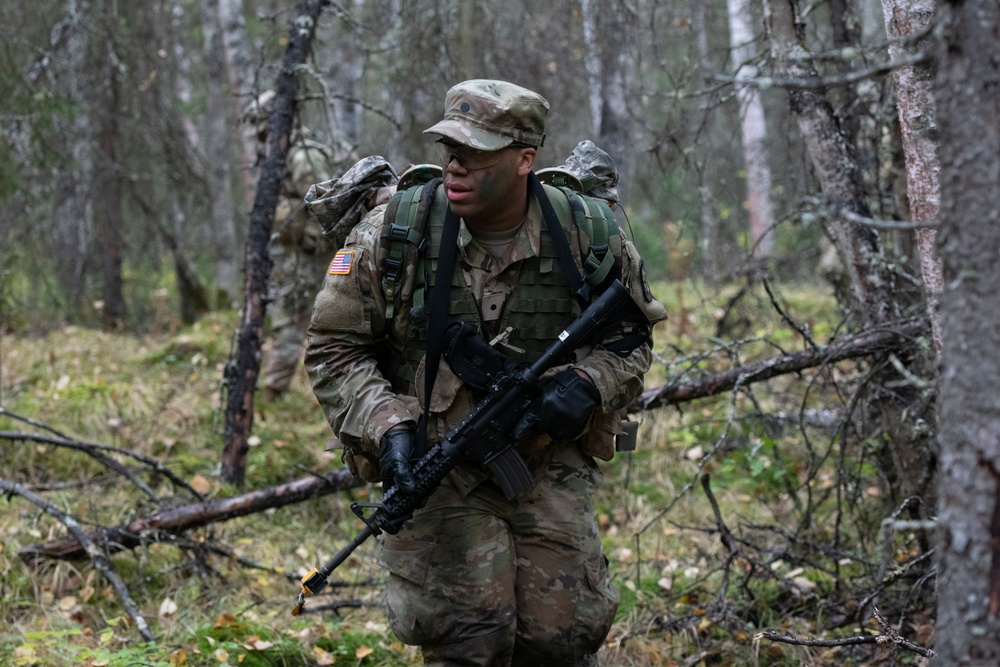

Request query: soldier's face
[{"left": 441, "top": 142, "right": 534, "bottom": 227}]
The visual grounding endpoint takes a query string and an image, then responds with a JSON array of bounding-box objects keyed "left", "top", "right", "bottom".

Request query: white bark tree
[
  {"left": 727, "top": 0, "right": 775, "bottom": 257},
  {"left": 217, "top": 0, "right": 257, "bottom": 211},
  {"left": 200, "top": 0, "right": 240, "bottom": 306},
  {"left": 881, "top": 0, "right": 944, "bottom": 357}
]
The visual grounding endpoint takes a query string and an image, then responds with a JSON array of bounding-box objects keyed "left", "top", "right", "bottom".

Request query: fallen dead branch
[
  {"left": 632, "top": 318, "right": 927, "bottom": 411},
  {"left": 18, "top": 471, "right": 361, "bottom": 562},
  {"left": 0, "top": 476, "right": 155, "bottom": 643},
  {"left": 753, "top": 607, "right": 936, "bottom": 659},
  {"left": 0, "top": 406, "right": 205, "bottom": 501}
]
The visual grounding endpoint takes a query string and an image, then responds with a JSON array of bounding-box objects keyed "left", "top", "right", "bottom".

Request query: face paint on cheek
[{"left": 479, "top": 170, "right": 499, "bottom": 200}]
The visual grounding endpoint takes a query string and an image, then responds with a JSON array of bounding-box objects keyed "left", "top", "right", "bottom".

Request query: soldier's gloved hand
[
  {"left": 512, "top": 369, "right": 602, "bottom": 442},
  {"left": 379, "top": 427, "right": 417, "bottom": 494}
]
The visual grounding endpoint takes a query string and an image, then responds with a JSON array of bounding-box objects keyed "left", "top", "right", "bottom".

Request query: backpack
[{"left": 377, "top": 166, "right": 622, "bottom": 323}]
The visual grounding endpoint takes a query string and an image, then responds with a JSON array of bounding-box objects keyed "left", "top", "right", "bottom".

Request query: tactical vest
[{"left": 377, "top": 180, "right": 622, "bottom": 396}]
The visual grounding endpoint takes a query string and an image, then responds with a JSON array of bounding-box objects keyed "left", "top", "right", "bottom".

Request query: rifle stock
[{"left": 292, "top": 279, "right": 649, "bottom": 615}]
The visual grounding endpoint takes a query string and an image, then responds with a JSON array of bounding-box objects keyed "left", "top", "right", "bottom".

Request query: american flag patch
[{"left": 328, "top": 251, "right": 354, "bottom": 275}]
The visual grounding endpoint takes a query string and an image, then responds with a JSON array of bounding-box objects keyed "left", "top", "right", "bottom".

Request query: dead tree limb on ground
[
  {"left": 0, "top": 476, "right": 155, "bottom": 643},
  {"left": 754, "top": 607, "right": 936, "bottom": 659},
  {"left": 18, "top": 470, "right": 359, "bottom": 562}
]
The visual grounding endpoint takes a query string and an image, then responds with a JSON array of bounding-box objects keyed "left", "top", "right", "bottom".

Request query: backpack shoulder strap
[
  {"left": 379, "top": 177, "right": 441, "bottom": 320},
  {"left": 563, "top": 188, "right": 620, "bottom": 291}
]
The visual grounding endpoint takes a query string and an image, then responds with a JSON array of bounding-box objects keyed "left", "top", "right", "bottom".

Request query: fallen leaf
[
  {"left": 214, "top": 648, "right": 229, "bottom": 663},
  {"left": 190, "top": 474, "right": 212, "bottom": 495},
  {"left": 312, "top": 646, "right": 335, "bottom": 666},
  {"left": 214, "top": 613, "right": 240, "bottom": 629},
  {"left": 356, "top": 645, "right": 374, "bottom": 658},
  {"left": 250, "top": 640, "right": 273, "bottom": 651},
  {"left": 159, "top": 596, "right": 178, "bottom": 619},
  {"left": 58, "top": 595, "right": 78, "bottom": 611}
]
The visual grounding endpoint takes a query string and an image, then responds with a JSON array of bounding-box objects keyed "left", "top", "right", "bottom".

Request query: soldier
[
  {"left": 242, "top": 91, "right": 349, "bottom": 401},
  {"left": 306, "top": 80, "right": 666, "bottom": 666}
]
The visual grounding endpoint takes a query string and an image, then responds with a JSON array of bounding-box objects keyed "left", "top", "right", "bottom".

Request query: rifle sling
[{"left": 416, "top": 204, "right": 461, "bottom": 457}]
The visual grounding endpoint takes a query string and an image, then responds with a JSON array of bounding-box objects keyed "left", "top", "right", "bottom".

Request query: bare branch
[
  {"left": 753, "top": 606, "right": 936, "bottom": 658},
  {"left": 633, "top": 319, "right": 927, "bottom": 411},
  {"left": 20, "top": 470, "right": 360, "bottom": 562},
  {"left": 1, "top": 476, "right": 155, "bottom": 643}
]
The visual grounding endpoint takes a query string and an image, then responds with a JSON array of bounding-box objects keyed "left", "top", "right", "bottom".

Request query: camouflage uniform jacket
[
  {"left": 273, "top": 138, "right": 334, "bottom": 253},
  {"left": 306, "top": 184, "right": 666, "bottom": 482}
]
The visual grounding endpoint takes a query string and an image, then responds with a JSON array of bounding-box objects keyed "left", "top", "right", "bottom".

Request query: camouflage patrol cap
[{"left": 423, "top": 79, "right": 549, "bottom": 150}]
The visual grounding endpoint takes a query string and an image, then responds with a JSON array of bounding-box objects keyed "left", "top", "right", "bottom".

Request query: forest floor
[{"left": 0, "top": 279, "right": 935, "bottom": 666}]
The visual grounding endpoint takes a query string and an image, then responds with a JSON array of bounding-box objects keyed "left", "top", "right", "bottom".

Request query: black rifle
[{"left": 292, "top": 279, "right": 649, "bottom": 615}]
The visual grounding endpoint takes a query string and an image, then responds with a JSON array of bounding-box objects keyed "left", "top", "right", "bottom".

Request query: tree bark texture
[
  {"left": 727, "top": 0, "right": 775, "bottom": 258},
  {"left": 762, "top": 0, "right": 934, "bottom": 510},
  {"left": 49, "top": 0, "right": 93, "bottom": 320},
  {"left": 20, "top": 471, "right": 359, "bottom": 562},
  {"left": 881, "top": 0, "right": 944, "bottom": 358},
  {"left": 933, "top": 0, "right": 1000, "bottom": 662},
  {"left": 220, "top": 0, "right": 327, "bottom": 485},
  {"left": 217, "top": 0, "right": 258, "bottom": 212},
  {"left": 200, "top": 0, "right": 240, "bottom": 305},
  {"left": 94, "top": 0, "right": 127, "bottom": 331}
]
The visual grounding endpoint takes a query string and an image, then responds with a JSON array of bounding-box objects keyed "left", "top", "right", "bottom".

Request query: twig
[
  {"left": 1, "top": 476, "right": 155, "bottom": 643},
  {"left": 0, "top": 408, "right": 205, "bottom": 500},
  {"left": 20, "top": 470, "right": 360, "bottom": 561},
  {"left": 753, "top": 605, "right": 936, "bottom": 659}
]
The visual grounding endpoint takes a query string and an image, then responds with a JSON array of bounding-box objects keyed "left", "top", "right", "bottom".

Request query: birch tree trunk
[
  {"left": 579, "top": 0, "right": 603, "bottom": 134},
  {"left": 934, "top": 0, "right": 1000, "bottom": 661},
  {"left": 727, "top": 0, "right": 775, "bottom": 258},
  {"left": 217, "top": 0, "right": 258, "bottom": 211},
  {"left": 762, "top": 0, "right": 935, "bottom": 511},
  {"left": 881, "top": 0, "right": 944, "bottom": 357},
  {"left": 200, "top": 0, "right": 240, "bottom": 307}
]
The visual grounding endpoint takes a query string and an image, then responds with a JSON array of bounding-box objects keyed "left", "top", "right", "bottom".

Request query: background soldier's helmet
[
  {"left": 536, "top": 140, "right": 620, "bottom": 203},
  {"left": 241, "top": 89, "right": 277, "bottom": 139}
]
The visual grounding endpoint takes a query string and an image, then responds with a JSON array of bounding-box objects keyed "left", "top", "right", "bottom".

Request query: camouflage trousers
[
  {"left": 379, "top": 441, "right": 619, "bottom": 666},
  {"left": 263, "top": 243, "right": 333, "bottom": 394}
]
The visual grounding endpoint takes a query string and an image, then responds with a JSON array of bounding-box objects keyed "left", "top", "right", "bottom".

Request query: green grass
[{"left": 0, "top": 278, "right": 926, "bottom": 666}]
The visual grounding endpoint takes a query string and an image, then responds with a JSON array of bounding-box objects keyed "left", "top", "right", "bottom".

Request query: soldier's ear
[{"left": 516, "top": 148, "right": 536, "bottom": 176}]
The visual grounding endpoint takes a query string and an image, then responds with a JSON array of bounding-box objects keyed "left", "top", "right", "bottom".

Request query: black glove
[
  {"left": 512, "top": 369, "right": 602, "bottom": 442},
  {"left": 379, "top": 427, "right": 417, "bottom": 494}
]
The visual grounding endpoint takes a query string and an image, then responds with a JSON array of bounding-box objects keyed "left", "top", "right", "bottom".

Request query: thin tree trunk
[
  {"left": 881, "top": 0, "right": 944, "bottom": 358},
  {"left": 727, "top": 0, "right": 775, "bottom": 258},
  {"left": 934, "top": 0, "right": 1000, "bottom": 662},
  {"left": 579, "top": 0, "right": 603, "bottom": 134},
  {"left": 201, "top": 0, "right": 240, "bottom": 306},
  {"left": 50, "top": 0, "right": 93, "bottom": 320},
  {"left": 220, "top": 0, "right": 327, "bottom": 485},
  {"left": 762, "top": 0, "right": 934, "bottom": 511},
  {"left": 596, "top": 2, "right": 635, "bottom": 205},
  {"left": 695, "top": 1, "right": 721, "bottom": 284},
  {"left": 94, "top": 0, "right": 127, "bottom": 331},
  {"left": 217, "top": 0, "right": 258, "bottom": 211}
]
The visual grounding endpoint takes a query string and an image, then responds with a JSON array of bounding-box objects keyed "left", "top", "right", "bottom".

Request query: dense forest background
[{"left": 1, "top": 0, "right": 999, "bottom": 665}]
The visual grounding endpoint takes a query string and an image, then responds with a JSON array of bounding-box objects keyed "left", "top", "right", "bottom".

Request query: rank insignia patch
[{"left": 328, "top": 251, "right": 354, "bottom": 275}]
